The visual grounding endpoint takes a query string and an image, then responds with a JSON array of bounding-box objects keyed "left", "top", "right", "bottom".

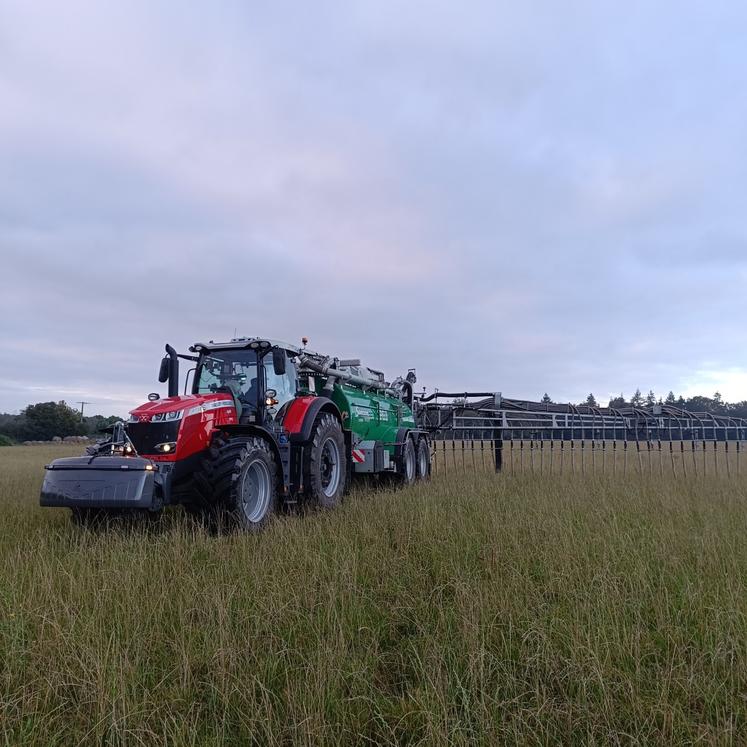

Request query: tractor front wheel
[{"left": 206, "top": 436, "right": 278, "bottom": 531}]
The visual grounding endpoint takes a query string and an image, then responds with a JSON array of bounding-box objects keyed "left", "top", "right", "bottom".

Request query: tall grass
[{"left": 1, "top": 446, "right": 746, "bottom": 744}]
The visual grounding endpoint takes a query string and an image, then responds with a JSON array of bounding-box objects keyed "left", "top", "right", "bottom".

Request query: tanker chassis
[{"left": 40, "top": 337, "right": 430, "bottom": 529}]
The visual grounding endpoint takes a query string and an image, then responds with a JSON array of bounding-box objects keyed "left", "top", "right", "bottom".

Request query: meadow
[{"left": 1, "top": 444, "right": 746, "bottom": 745}]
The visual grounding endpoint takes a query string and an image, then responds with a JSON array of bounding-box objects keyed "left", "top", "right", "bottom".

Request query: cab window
[
  {"left": 263, "top": 354, "right": 297, "bottom": 411},
  {"left": 194, "top": 350, "right": 259, "bottom": 406}
]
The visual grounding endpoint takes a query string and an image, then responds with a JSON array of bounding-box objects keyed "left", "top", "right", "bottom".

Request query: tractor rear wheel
[
  {"left": 400, "top": 435, "right": 417, "bottom": 486},
  {"left": 199, "top": 436, "right": 278, "bottom": 531},
  {"left": 305, "top": 413, "right": 346, "bottom": 508},
  {"left": 416, "top": 437, "right": 431, "bottom": 480}
]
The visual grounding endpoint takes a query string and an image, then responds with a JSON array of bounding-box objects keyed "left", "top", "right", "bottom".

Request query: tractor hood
[
  {"left": 129, "top": 393, "right": 238, "bottom": 422},
  {"left": 127, "top": 393, "right": 238, "bottom": 459}
]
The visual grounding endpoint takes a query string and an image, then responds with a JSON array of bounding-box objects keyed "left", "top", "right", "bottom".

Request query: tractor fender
[
  {"left": 218, "top": 424, "right": 286, "bottom": 489},
  {"left": 284, "top": 396, "right": 342, "bottom": 444}
]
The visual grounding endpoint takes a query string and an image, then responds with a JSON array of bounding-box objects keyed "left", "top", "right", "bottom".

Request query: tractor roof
[{"left": 189, "top": 338, "right": 314, "bottom": 357}]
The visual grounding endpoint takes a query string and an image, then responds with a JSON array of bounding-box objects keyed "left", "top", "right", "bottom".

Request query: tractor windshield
[{"left": 194, "top": 350, "right": 259, "bottom": 408}]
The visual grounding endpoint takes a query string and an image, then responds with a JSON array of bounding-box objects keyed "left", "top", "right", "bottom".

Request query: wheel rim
[
  {"left": 320, "top": 437, "right": 341, "bottom": 497},
  {"left": 240, "top": 458, "right": 271, "bottom": 523},
  {"left": 418, "top": 444, "right": 428, "bottom": 476},
  {"left": 405, "top": 444, "right": 415, "bottom": 481}
]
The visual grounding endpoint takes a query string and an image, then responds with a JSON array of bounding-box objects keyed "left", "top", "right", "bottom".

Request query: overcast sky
[{"left": 1, "top": 1, "right": 746, "bottom": 415}]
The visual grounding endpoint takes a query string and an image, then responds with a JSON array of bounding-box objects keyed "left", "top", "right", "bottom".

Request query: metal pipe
[
  {"left": 297, "top": 354, "right": 396, "bottom": 395},
  {"left": 418, "top": 391, "right": 496, "bottom": 403}
]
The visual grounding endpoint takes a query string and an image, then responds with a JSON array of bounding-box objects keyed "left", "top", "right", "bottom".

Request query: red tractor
[{"left": 40, "top": 338, "right": 429, "bottom": 529}]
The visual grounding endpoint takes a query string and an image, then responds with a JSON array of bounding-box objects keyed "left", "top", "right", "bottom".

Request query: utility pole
[{"left": 77, "top": 401, "right": 92, "bottom": 421}]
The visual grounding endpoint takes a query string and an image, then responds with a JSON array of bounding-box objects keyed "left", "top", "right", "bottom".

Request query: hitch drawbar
[{"left": 40, "top": 456, "right": 157, "bottom": 509}]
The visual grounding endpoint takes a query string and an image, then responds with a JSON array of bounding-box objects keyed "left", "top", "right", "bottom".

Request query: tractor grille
[{"left": 126, "top": 421, "right": 181, "bottom": 455}]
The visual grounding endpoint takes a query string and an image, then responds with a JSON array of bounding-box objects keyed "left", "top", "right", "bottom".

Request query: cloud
[{"left": 1, "top": 0, "right": 747, "bottom": 414}]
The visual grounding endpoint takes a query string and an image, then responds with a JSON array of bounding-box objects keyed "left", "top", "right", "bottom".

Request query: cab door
[{"left": 262, "top": 350, "right": 298, "bottom": 423}]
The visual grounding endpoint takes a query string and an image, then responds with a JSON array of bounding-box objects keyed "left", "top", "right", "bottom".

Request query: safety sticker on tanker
[{"left": 352, "top": 449, "right": 366, "bottom": 464}]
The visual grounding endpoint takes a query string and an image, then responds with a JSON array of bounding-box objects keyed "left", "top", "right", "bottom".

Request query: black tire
[
  {"left": 182, "top": 431, "right": 228, "bottom": 516},
  {"left": 211, "top": 437, "right": 278, "bottom": 531},
  {"left": 400, "top": 435, "right": 417, "bottom": 486},
  {"left": 187, "top": 436, "right": 277, "bottom": 531},
  {"left": 305, "top": 413, "right": 346, "bottom": 508},
  {"left": 416, "top": 437, "right": 431, "bottom": 481}
]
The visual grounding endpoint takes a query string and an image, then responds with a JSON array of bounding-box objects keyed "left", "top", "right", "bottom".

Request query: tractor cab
[{"left": 189, "top": 339, "right": 299, "bottom": 425}]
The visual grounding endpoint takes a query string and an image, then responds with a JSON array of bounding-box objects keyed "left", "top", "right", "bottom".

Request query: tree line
[
  {"left": 0, "top": 401, "right": 120, "bottom": 444},
  {"left": 3, "top": 392, "right": 747, "bottom": 446},
  {"left": 540, "top": 390, "right": 747, "bottom": 418}
]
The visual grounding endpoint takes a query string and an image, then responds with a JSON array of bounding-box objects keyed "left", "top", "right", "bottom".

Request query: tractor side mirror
[
  {"left": 158, "top": 356, "right": 170, "bottom": 383},
  {"left": 272, "top": 348, "right": 286, "bottom": 376}
]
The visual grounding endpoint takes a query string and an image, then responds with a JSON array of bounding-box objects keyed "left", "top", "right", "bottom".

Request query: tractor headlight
[
  {"left": 152, "top": 410, "right": 184, "bottom": 423},
  {"left": 155, "top": 442, "right": 177, "bottom": 453}
]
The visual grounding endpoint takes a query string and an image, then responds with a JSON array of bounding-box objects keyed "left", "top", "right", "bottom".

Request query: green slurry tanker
[{"left": 40, "top": 337, "right": 430, "bottom": 530}]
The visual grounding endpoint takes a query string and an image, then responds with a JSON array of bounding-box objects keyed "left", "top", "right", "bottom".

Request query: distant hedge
[
  {"left": 0, "top": 402, "right": 120, "bottom": 442},
  {"left": 0, "top": 434, "right": 15, "bottom": 447}
]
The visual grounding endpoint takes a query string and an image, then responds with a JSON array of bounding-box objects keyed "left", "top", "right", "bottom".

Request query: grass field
[{"left": 2, "top": 445, "right": 747, "bottom": 744}]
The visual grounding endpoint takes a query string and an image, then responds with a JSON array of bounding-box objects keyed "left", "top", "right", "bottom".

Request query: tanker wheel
[
  {"left": 305, "top": 413, "right": 346, "bottom": 508},
  {"left": 206, "top": 436, "right": 278, "bottom": 532},
  {"left": 416, "top": 437, "right": 431, "bottom": 481},
  {"left": 400, "top": 436, "right": 417, "bottom": 486}
]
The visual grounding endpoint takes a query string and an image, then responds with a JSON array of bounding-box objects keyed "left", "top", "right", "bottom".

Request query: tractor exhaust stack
[{"left": 158, "top": 344, "right": 180, "bottom": 398}]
